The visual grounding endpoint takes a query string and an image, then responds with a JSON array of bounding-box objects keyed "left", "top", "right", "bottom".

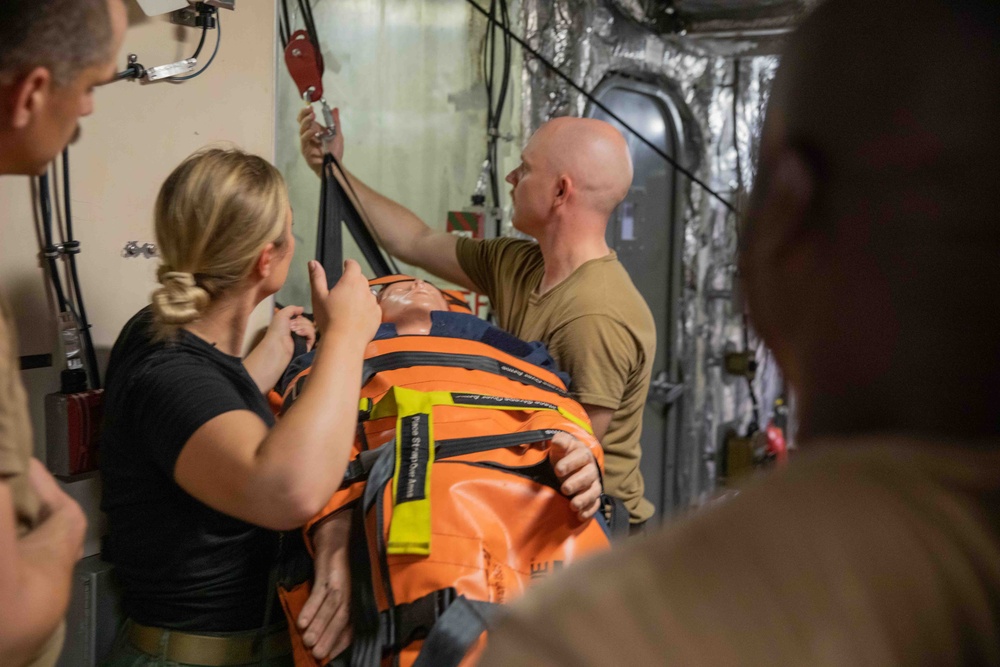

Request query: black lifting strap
[
  {"left": 341, "top": 429, "right": 563, "bottom": 487},
  {"left": 604, "top": 494, "right": 631, "bottom": 542},
  {"left": 411, "top": 595, "right": 500, "bottom": 667},
  {"left": 361, "top": 351, "right": 570, "bottom": 398},
  {"left": 350, "top": 450, "right": 395, "bottom": 667},
  {"left": 318, "top": 153, "right": 394, "bottom": 287},
  {"left": 375, "top": 588, "right": 459, "bottom": 654},
  {"left": 317, "top": 154, "right": 344, "bottom": 285}
]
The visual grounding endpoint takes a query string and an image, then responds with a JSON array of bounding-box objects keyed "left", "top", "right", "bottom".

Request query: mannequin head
[{"left": 377, "top": 278, "right": 450, "bottom": 335}]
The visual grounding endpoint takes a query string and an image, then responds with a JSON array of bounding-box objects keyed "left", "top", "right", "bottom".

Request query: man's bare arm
[
  {"left": 297, "top": 106, "right": 478, "bottom": 292},
  {"left": 0, "top": 462, "right": 85, "bottom": 666},
  {"left": 582, "top": 404, "right": 613, "bottom": 443}
]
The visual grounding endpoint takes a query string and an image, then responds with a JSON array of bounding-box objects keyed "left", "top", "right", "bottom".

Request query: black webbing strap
[
  {"left": 604, "top": 494, "right": 631, "bottom": 542},
  {"left": 350, "top": 449, "right": 396, "bottom": 667},
  {"left": 317, "top": 154, "right": 344, "bottom": 286},
  {"left": 342, "top": 448, "right": 385, "bottom": 486},
  {"left": 362, "top": 351, "right": 570, "bottom": 398},
  {"left": 411, "top": 596, "right": 500, "bottom": 667},
  {"left": 375, "top": 588, "right": 458, "bottom": 655},
  {"left": 334, "top": 170, "right": 393, "bottom": 279},
  {"left": 355, "top": 583, "right": 499, "bottom": 666},
  {"left": 361, "top": 447, "right": 395, "bottom": 513},
  {"left": 349, "top": 506, "right": 380, "bottom": 666},
  {"left": 434, "top": 429, "right": 559, "bottom": 459},
  {"left": 341, "top": 429, "right": 561, "bottom": 487},
  {"left": 318, "top": 155, "right": 393, "bottom": 285}
]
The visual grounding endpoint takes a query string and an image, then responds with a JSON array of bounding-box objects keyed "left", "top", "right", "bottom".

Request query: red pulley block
[{"left": 284, "top": 29, "right": 324, "bottom": 101}]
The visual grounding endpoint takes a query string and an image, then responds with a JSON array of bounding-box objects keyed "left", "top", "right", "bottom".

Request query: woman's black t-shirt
[{"left": 100, "top": 308, "right": 282, "bottom": 632}]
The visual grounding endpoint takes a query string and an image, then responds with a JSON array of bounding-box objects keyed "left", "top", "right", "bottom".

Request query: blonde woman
[{"left": 99, "top": 148, "right": 379, "bottom": 667}]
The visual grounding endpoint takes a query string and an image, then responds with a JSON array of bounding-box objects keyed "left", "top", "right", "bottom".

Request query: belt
[{"left": 127, "top": 620, "right": 291, "bottom": 666}]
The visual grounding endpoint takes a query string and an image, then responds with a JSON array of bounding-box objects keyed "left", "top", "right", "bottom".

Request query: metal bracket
[
  {"left": 114, "top": 53, "right": 146, "bottom": 82},
  {"left": 648, "top": 370, "right": 684, "bottom": 406},
  {"left": 121, "top": 241, "right": 158, "bottom": 259},
  {"left": 170, "top": 1, "right": 231, "bottom": 28}
]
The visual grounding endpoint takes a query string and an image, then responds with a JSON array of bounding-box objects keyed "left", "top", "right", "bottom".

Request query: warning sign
[{"left": 446, "top": 210, "right": 485, "bottom": 239}]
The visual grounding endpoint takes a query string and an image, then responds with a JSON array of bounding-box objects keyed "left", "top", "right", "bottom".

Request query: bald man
[
  {"left": 477, "top": 0, "right": 1000, "bottom": 664},
  {"left": 1, "top": 1, "right": 127, "bottom": 665},
  {"left": 299, "top": 111, "right": 656, "bottom": 529}
]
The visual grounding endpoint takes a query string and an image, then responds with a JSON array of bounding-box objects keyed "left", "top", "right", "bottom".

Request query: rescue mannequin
[
  {"left": 299, "top": 109, "right": 657, "bottom": 531},
  {"left": 99, "top": 147, "right": 381, "bottom": 667},
  {"left": 0, "top": 1, "right": 126, "bottom": 665},
  {"left": 479, "top": 0, "right": 1000, "bottom": 664},
  {"left": 290, "top": 276, "right": 604, "bottom": 662}
]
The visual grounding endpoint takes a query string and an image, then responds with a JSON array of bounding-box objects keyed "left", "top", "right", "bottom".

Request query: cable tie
[
  {"left": 63, "top": 240, "right": 81, "bottom": 254},
  {"left": 42, "top": 244, "right": 63, "bottom": 259}
]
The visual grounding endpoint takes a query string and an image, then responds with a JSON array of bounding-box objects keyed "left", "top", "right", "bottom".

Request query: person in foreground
[
  {"left": 479, "top": 0, "right": 1000, "bottom": 664},
  {"left": 277, "top": 277, "right": 606, "bottom": 664},
  {"left": 299, "top": 109, "right": 657, "bottom": 531},
  {"left": 99, "top": 148, "right": 380, "bottom": 666},
  {"left": 0, "top": 1, "right": 126, "bottom": 665}
]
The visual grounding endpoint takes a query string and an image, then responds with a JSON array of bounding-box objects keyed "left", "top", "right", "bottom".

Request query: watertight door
[{"left": 587, "top": 76, "right": 687, "bottom": 522}]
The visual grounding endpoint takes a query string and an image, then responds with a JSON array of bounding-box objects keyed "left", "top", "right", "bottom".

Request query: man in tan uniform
[
  {"left": 479, "top": 0, "right": 1000, "bottom": 664},
  {"left": 299, "top": 113, "right": 657, "bottom": 528},
  {"left": 0, "top": 1, "right": 126, "bottom": 664}
]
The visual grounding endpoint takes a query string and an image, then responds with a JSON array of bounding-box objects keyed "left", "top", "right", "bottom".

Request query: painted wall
[{"left": 0, "top": 1, "right": 278, "bottom": 556}]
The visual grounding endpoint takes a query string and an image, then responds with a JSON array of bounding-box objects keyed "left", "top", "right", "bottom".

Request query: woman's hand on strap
[
  {"left": 549, "top": 432, "right": 602, "bottom": 521},
  {"left": 270, "top": 305, "right": 306, "bottom": 355},
  {"left": 299, "top": 512, "right": 353, "bottom": 662},
  {"left": 244, "top": 305, "right": 313, "bottom": 394},
  {"left": 309, "top": 259, "right": 381, "bottom": 343}
]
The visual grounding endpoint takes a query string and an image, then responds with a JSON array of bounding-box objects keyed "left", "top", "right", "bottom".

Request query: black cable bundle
[
  {"left": 172, "top": 9, "right": 222, "bottom": 82},
  {"left": 60, "top": 150, "right": 101, "bottom": 390},
  {"left": 38, "top": 174, "right": 69, "bottom": 313},
  {"left": 279, "top": 0, "right": 321, "bottom": 50},
  {"left": 481, "top": 0, "right": 513, "bottom": 218},
  {"left": 36, "top": 149, "right": 101, "bottom": 390}
]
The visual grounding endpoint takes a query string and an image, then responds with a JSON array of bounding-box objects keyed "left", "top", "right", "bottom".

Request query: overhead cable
[{"left": 172, "top": 12, "right": 222, "bottom": 81}]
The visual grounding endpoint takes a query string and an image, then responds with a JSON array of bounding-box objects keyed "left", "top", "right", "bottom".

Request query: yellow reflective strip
[
  {"left": 387, "top": 387, "right": 435, "bottom": 556},
  {"left": 369, "top": 391, "right": 398, "bottom": 420},
  {"left": 557, "top": 407, "right": 594, "bottom": 435},
  {"left": 371, "top": 390, "right": 451, "bottom": 419}
]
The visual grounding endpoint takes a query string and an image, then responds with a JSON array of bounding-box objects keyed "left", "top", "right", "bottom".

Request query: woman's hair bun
[{"left": 151, "top": 269, "right": 210, "bottom": 326}]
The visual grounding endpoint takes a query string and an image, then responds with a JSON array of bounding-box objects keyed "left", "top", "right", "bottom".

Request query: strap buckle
[{"left": 384, "top": 587, "right": 458, "bottom": 654}]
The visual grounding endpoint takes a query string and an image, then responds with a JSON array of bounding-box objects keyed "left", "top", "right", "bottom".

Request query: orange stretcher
[{"left": 274, "top": 307, "right": 611, "bottom": 667}]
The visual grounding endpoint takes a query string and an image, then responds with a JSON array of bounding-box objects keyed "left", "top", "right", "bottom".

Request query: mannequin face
[{"left": 377, "top": 279, "right": 450, "bottom": 325}]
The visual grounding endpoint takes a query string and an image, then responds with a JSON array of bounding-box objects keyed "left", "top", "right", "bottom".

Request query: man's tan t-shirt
[
  {"left": 480, "top": 439, "right": 1000, "bottom": 666},
  {"left": 0, "top": 295, "right": 40, "bottom": 531},
  {"left": 456, "top": 237, "right": 656, "bottom": 523},
  {"left": 0, "top": 295, "right": 66, "bottom": 667}
]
